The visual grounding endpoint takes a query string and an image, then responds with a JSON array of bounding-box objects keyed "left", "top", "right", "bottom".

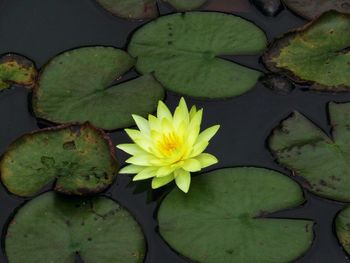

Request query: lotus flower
[{"left": 117, "top": 98, "right": 220, "bottom": 193}]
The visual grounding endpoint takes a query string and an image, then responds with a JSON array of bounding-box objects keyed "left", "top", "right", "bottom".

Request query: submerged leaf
[
  {"left": 269, "top": 102, "right": 350, "bottom": 201},
  {"left": 1, "top": 123, "right": 118, "bottom": 197},
  {"left": 95, "top": 0, "right": 206, "bottom": 20},
  {"left": 158, "top": 167, "right": 313, "bottom": 263},
  {"left": 283, "top": 0, "right": 350, "bottom": 20},
  {"left": 32, "top": 46, "right": 164, "bottom": 130},
  {"left": 5, "top": 192, "right": 145, "bottom": 263},
  {"left": 0, "top": 54, "right": 37, "bottom": 90},
  {"left": 128, "top": 12, "right": 267, "bottom": 99},
  {"left": 263, "top": 12, "right": 350, "bottom": 92},
  {"left": 335, "top": 205, "right": 350, "bottom": 256}
]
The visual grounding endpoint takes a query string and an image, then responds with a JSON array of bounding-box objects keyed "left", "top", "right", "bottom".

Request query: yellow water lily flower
[{"left": 117, "top": 98, "right": 220, "bottom": 193}]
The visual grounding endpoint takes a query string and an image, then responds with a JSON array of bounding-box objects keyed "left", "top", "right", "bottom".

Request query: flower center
[{"left": 157, "top": 132, "right": 181, "bottom": 156}]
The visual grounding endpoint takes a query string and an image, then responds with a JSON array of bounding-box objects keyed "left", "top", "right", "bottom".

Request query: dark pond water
[{"left": 0, "top": 0, "right": 349, "bottom": 262}]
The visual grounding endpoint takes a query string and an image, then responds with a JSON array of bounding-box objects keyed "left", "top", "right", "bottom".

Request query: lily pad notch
[
  {"left": 95, "top": 0, "right": 208, "bottom": 20},
  {"left": 5, "top": 192, "right": 146, "bottom": 263},
  {"left": 32, "top": 46, "right": 165, "bottom": 130},
  {"left": 0, "top": 123, "right": 118, "bottom": 197},
  {"left": 158, "top": 167, "right": 314, "bottom": 263},
  {"left": 263, "top": 11, "right": 350, "bottom": 92},
  {"left": 128, "top": 11, "right": 267, "bottom": 99},
  {"left": 269, "top": 101, "right": 350, "bottom": 202}
]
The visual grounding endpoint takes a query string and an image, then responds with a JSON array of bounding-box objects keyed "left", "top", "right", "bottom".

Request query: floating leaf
[
  {"left": 5, "top": 192, "right": 145, "bottom": 263},
  {"left": 158, "top": 167, "right": 313, "bottom": 263},
  {"left": 128, "top": 12, "right": 267, "bottom": 99},
  {"left": 0, "top": 54, "right": 37, "bottom": 90},
  {"left": 32, "top": 46, "right": 164, "bottom": 130},
  {"left": 0, "top": 123, "right": 118, "bottom": 197},
  {"left": 269, "top": 102, "right": 350, "bottom": 202},
  {"left": 95, "top": 0, "right": 206, "bottom": 20},
  {"left": 263, "top": 12, "right": 350, "bottom": 92},
  {"left": 335, "top": 205, "right": 350, "bottom": 255},
  {"left": 283, "top": 0, "right": 350, "bottom": 20}
]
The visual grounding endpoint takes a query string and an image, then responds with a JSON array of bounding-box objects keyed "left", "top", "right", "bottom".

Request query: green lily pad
[
  {"left": 269, "top": 102, "right": 350, "bottom": 202},
  {"left": 335, "top": 205, "right": 350, "bottom": 255},
  {"left": 5, "top": 192, "right": 145, "bottom": 263},
  {"left": 263, "top": 12, "right": 350, "bottom": 92},
  {"left": 283, "top": 0, "right": 350, "bottom": 20},
  {"left": 0, "top": 54, "right": 37, "bottom": 90},
  {"left": 128, "top": 12, "right": 267, "bottom": 99},
  {"left": 0, "top": 123, "right": 118, "bottom": 197},
  {"left": 158, "top": 167, "right": 313, "bottom": 263},
  {"left": 95, "top": 0, "right": 206, "bottom": 20},
  {"left": 32, "top": 46, "right": 164, "bottom": 130}
]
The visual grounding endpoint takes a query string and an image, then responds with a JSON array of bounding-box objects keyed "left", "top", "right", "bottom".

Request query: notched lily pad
[
  {"left": 283, "top": 0, "right": 350, "bottom": 20},
  {"left": 158, "top": 167, "right": 313, "bottom": 263},
  {"left": 336, "top": 205, "right": 350, "bottom": 255},
  {"left": 269, "top": 102, "right": 350, "bottom": 201},
  {"left": 32, "top": 46, "right": 164, "bottom": 130},
  {"left": 129, "top": 12, "right": 267, "bottom": 99},
  {"left": 263, "top": 12, "right": 350, "bottom": 92},
  {"left": 5, "top": 192, "right": 146, "bottom": 263},
  {"left": 0, "top": 53, "right": 37, "bottom": 90},
  {"left": 0, "top": 123, "right": 118, "bottom": 197},
  {"left": 95, "top": 0, "right": 206, "bottom": 20}
]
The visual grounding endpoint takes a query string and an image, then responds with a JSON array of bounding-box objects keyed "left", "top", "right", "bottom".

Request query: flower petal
[
  {"left": 195, "top": 153, "right": 218, "bottom": 168},
  {"left": 189, "top": 105, "right": 197, "bottom": 121},
  {"left": 190, "top": 141, "right": 209, "bottom": 158},
  {"left": 156, "top": 166, "right": 176, "bottom": 177},
  {"left": 117, "top": 143, "right": 146, "bottom": 155},
  {"left": 119, "top": 165, "right": 145, "bottom": 174},
  {"left": 157, "top": 100, "right": 172, "bottom": 121},
  {"left": 182, "top": 158, "right": 202, "bottom": 172},
  {"left": 196, "top": 125, "right": 220, "bottom": 144},
  {"left": 132, "top": 115, "right": 149, "bottom": 134},
  {"left": 133, "top": 167, "right": 157, "bottom": 181},
  {"left": 152, "top": 174, "right": 174, "bottom": 189},
  {"left": 126, "top": 154, "right": 159, "bottom": 166},
  {"left": 148, "top": 114, "right": 161, "bottom": 131},
  {"left": 173, "top": 97, "right": 189, "bottom": 128},
  {"left": 186, "top": 109, "right": 203, "bottom": 146},
  {"left": 174, "top": 169, "right": 191, "bottom": 193}
]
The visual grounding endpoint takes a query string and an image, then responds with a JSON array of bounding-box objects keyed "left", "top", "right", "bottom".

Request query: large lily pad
[
  {"left": 32, "top": 46, "right": 164, "bottom": 130},
  {"left": 128, "top": 12, "right": 267, "bottom": 99},
  {"left": 283, "top": 0, "right": 350, "bottom": 20},
  {"left": 95, "top": 0, "right": 206, "bottom": 20},
  {"left": 263, "top": 12, "right": 350, "bottom": 92},
  {"left": 0, "top": 54, "right": 37, "bottom": 90},
  {"left": 269, "top": 102, "right": 350, "bottom": 202},
  {"left": 5, "top": 192, "right": 145, "bottom": 263},
  {"left": 158, "top": 167, "right": 313, "bottom": 263},
  {"left": 0, "top": 123, "right": 118, "bottom": 197},
  {"left": 335, "top": 205, "right": 350, "bottom": 255}
]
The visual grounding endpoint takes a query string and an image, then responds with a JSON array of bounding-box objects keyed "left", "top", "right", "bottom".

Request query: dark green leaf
[
  {"left": 158, "top": 167, "right": 313, "bottom": 263},
  {"left": 269, "top": 102, "right": 350, "bottom": 201},
  {"left": 1, "top": 123, "right": 118, "bottom": 197},
  {"left": 335, "top": 205, "right": 350, "bottom": 256},
  {"left": 263, "top": 12, "right": 350, "bottom": 92},
  {"left": 5, "top": 192, "right": 145, "bottom": 263},
  {"left": 283, "top": 0, "right": 350, "bottom": 20},
  {"left": 0, "top": 54, "right": 37, "bottom": 90},
  {"left": 32, "top": 46, "right": 164, "bottom": 130},
  {"left": 128, "top": 12, "right": 267, "bottom": 99}
]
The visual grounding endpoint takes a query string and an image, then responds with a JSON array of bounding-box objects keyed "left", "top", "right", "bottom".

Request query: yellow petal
[
  {"left": 196, "top": 125, "right": 220, "bottom": 144},
  {"left": 195, "top": 153, "right": 218, "bottom": 168},
  {"left": 189, "top": 105, "right": 197, "bottom": 120},
  {"left": 182, "top": 158, "right": 202, "bottom": 172},
  {"left": 117, "top": 143, "right": 145, "bottom": 155},
  {"left": 186, "top": 109, "right": 203, "bottom": 146},
  {"left": 148, "top": 114, "right": 161, "bottom": 131},
  {"left": 174, "top": 169, "right": 191, "bottom": 193},
  {"left": 152, "top": 174, "right": 174, "bottom": 189},
  {"left": 157, "top": 100, "right": 172, "bottom": 121},
  {"left": 132, "top": 115, "right": 149, "bottom": 134},
  {"left": 156, "top": 166, "right": 176, "bottom": 177},
  {"left": 119, "top": 165, "right": 145, "bottom": 174},
  {"left": 190, "top": 141, "right": 209, "bottom": 158},
  {"left": 125, "top": 129, "right": 143, "bottom": 142},
  {"left": 133, "top": 167, "right": 157, "bottom": 181},
  {"left": 126, "top": 154, "right": 159, "bottom": 166},
  {"left": 161, "top": 117, "right": 174, "bottom": 134},
  {"left": 173, "top": 97, "right": 189, "bottom": 128}
]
